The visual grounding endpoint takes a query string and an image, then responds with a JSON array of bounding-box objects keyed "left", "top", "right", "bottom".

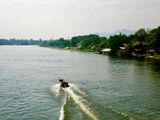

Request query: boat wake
[
  {"left": 59, "top": 93, "right": 67, "bottom": 120},
  {"left": 50, "top": 83, "right": 61, "bottom": 97},
  {"left": 50, "top": 83, "right": 98, "bottom": 120},
  {"left": 108, "top": 106, "right": 135, "bottom": 120}
]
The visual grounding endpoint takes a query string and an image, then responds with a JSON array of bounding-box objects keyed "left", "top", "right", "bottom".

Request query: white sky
[{"left": 0, "top": 0, "right": 160, "bottom": 39}]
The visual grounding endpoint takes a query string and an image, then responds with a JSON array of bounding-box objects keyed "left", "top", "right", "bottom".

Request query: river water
[{"left": 0, "top": 46, "right": 160, "bottom": 120}]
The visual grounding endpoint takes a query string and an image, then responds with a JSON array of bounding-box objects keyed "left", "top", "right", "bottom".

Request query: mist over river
[{"left": 0, "top": 46, "right": 160, "bottom": 120}]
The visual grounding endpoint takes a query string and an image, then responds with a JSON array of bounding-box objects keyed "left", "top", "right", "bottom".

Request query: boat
[{"left": 58, "top": 77, "right": 70, "bottom": 88}]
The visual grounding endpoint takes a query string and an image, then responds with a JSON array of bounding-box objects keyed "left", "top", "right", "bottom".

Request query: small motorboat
[{"left": 58, "top": 77, "right": 70, "bottom": 88}]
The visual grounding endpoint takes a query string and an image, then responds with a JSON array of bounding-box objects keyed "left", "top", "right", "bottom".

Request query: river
[{"left": 0, "top": 46, "right": 160, "bottom": 120}]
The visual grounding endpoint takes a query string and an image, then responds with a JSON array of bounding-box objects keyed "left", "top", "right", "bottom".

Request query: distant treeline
[
  {"left": 1, "top": 26, "right": 160, "bottom": 57},
  {"left": 40, "top": 26, "right": 160, "bottom": 55},
  {"left": 0, "top": 39, "right": 40, "bottom": 45}
]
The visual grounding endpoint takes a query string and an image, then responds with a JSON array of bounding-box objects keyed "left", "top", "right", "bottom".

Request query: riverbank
[
  {"left": 40, "top": 45, "right": 160, "bottom": 63},
  {"left": 155, "top": 55, "right": 160, "bottom": 60},
  {"left": 39, "top": 26, "right": 160, "bottom": 60}
]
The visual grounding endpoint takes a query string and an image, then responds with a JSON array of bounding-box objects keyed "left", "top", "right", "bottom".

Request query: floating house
[{"left": 116, "top": 47, "right": 126, "bottom": 57}]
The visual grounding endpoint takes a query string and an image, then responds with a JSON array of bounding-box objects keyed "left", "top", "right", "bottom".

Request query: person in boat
[{"left": 58, "top": 77, "right": 70, "bottom": 88}]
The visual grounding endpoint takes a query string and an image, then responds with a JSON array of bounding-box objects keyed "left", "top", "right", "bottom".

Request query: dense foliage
[
  {"left": 41, "top": 38, "right": 70, "bottom": 48},
  {"left": 0, "top": 39, "right": 40, "bottom": 45},
  {"left": 40, "top": 26, "right": 160, "bottom": 55},
  {"left": 108, "top": 34, "right": 130, "bottom": 54},
  {"left": 1, "top": 26, "right": 160, "bottom": 56}
]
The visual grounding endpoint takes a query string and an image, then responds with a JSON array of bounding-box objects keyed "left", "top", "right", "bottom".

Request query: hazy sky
[{"left": 0, "top": 0, "right": 160, "bottom": 39}]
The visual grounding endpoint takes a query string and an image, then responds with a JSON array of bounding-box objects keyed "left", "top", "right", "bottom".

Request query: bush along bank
[{"left": 39, "top": 26, "right": 160, "bottom": 59}]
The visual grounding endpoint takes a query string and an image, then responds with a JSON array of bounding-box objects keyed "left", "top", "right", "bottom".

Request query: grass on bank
[{"left": 155, "top": 55, "right": 160, "bottom": 60}]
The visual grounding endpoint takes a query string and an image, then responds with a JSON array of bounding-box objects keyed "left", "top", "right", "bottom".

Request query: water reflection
[{"left": 152, "top": 60, "right": 160, "bottom": 71}]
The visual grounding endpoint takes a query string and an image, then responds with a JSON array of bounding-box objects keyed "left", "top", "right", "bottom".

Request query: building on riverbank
[
  {"left": 131, "top": 43, "right": 146, "bottom": 58},
  {"left": 116, "top": 47, "right": 126, "bottom": 57},
  {"left": 146, "top": 49, "right": 156, "bottom": 58},
  {"left": 101, "top": 48, "right": 111, "bottom": 54}
]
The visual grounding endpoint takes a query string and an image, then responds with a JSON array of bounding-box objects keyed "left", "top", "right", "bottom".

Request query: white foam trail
[
  {"left": 50, "top": 83, "right": 61, "bottom": 97},
  {"left": 108, "top": 106, "right": 135, "bottom": 120},
  {"left": 64, "top": 87, "right": 98, "bottom": 120},
  {"left": 69, "top": 83, "right": 86, "bottom": 96},
  {"left": 59, "top": 93, "right": 67, "bottom": 120}
]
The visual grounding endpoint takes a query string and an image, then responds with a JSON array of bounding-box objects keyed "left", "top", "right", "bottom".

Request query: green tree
[
  {"left": 70, "top": 37, "right": 81, "bottom": 47},
  {"left": 149, "top": 26, "right": 160, "bottom": 53},
  {"left": 108, "top": 34, "right": 129, "bottom": 55},
  {"left": 98, "top": 37, "right": 108, "bottom": 48},
  {"left": 134, "top": 28, "right": 147, "bottom": 45},
  {"left": 79, "top": 34, "right": 101, "bottom": 50}
]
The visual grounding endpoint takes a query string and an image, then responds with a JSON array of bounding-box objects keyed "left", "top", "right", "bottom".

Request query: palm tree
[{"left": 134, "top": 28, "right": 147, "bottom": 45}]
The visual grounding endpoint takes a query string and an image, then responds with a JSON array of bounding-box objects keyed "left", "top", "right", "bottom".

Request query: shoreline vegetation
[
  {"left": 0, "top": 26, "right": 160, "bottom": 61},
  {"left": 40, "top": 26, "right": 160, "bottom": 61}
]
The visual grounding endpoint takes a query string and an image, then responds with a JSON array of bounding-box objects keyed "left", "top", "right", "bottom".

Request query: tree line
[
  {"left": 40, "top": 26, "right": 160, "bottom": 56},
  {"left": 0, "top": 39, "right": 41, "bottom": 45},
  {"left": 1, "top": 26, "right": 159, "bottom": 57}
]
